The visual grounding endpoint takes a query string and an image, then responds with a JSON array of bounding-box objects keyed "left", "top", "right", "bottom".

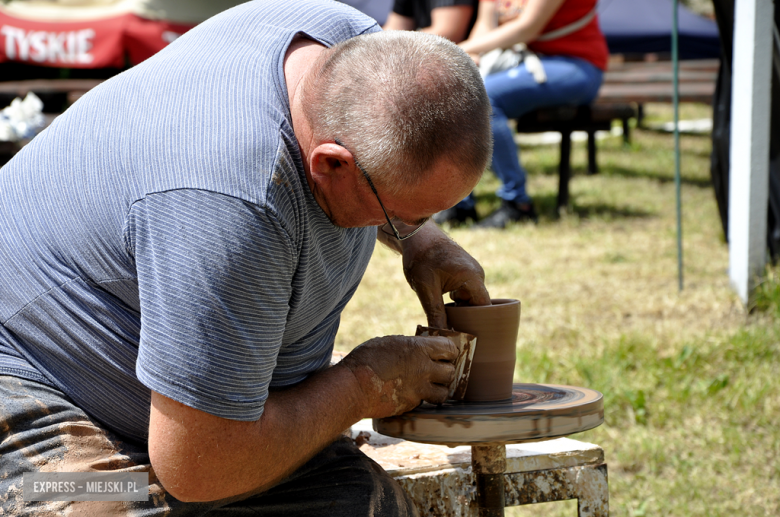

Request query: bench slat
[
  {"left": 604, "top": 70, "right": 717, "bottom": 84},
  {"left": 596, "top": 81, "right": 716, "bottom": 105},
  {"left": 605, "top": 58, "right": 720, "bottom": 73}
]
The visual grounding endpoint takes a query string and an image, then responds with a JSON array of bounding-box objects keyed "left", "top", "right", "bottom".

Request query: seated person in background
[
  {"left": 434, "top": 0, "right": 608, "bottom": 228},
  {"left": 383, "top": 0, "right": 479, "bottom": 43}
]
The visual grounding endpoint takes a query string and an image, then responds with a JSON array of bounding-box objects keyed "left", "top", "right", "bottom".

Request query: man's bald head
[{"left": 301, "top": 31, "right": 492, "bottom": 195}]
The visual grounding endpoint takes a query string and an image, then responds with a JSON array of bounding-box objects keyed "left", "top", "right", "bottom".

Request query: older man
[{"left": 0, "top": 0, "right": 492, "bottom": 515}]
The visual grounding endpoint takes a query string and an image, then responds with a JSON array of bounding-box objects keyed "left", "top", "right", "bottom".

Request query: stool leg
[
  {"left": 587, "top": 130, "right": 598, "bottom": 175},
  {"left": 475, "top": 474, "right": 504, "bottom": 517},
  {"left": 577, "top": 464, "right": 609, "bottom": 517},
  {"left": 558, "top": 131, "right": 572, "bottom": 211},
  {"left": 472, "top": 445, "right": 506, "bottom": 517},
  {"left": 622, "top": 118, "right": 631, "bottom": 145}
]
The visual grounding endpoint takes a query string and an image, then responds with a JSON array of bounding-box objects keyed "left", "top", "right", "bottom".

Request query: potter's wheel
[{"left": 374, "top": 383, "right": 603, "bottom": 446}]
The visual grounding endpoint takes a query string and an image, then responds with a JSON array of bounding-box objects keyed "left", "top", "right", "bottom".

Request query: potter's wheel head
[{"left": 374, "top": 383, "right": 604, "bottom": 446}]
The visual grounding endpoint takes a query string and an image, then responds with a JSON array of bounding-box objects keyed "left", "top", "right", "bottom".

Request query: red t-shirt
[{"left": 480, "top": 0, "right": 609, "bottom": 71}]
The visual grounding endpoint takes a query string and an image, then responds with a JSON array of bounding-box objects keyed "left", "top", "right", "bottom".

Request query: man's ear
[{"left": 308, "top": 142, "right": 356, "bottom": 188}]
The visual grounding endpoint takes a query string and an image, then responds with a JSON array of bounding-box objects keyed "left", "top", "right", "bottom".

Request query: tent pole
[{"left": 673, "top": 0, "right": 683, "bottom": 291}]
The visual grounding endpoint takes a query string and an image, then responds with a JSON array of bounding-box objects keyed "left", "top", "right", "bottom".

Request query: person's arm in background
[
  {"left": 466, "top": 0, "right": 498, "bottom": 41},
  {"left": 459, "top": 0, "right": 566, "bottom": 55},
  {"left": 384, "top": 0, "right": 475, "bottom": 44},
  {"left": 383, "top": 0, "right": 416, "bottom": 30},
  {"left": 420, "top": 5, "right": 474, "bottom": 43},
  {"left": 383, "top": 11, "right": 416, "bottom": 31},
  {"left": 461, "top": 0, "right": 497, "bottom": 62}
]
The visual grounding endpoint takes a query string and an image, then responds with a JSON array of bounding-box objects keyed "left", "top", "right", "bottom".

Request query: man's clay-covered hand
[
  {"left": 339, "top": 335, "right": 457, "bottom": 418},
  {"left": 401, "top": 229, "right": 491, "bottom": 329}
]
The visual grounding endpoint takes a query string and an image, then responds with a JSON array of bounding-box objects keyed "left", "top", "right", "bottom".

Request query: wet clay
[{"left": 445, "top": 299, "right": 520, "bottom": 402}]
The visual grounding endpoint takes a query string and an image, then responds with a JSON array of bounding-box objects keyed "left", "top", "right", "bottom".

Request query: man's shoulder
[{"left": 192, "top": 0, "right": 380, "bottom": 47}]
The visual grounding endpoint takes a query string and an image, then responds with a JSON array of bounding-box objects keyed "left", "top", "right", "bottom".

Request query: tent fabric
[
  {"left": 0, "top": 0, "right": 249, "bottom": 68},
  {"left": 709, "top": 0, "right": 780, "bottom": 257},
  {"left": 596, "top": 0, "right": 720, "bottom": 59}
]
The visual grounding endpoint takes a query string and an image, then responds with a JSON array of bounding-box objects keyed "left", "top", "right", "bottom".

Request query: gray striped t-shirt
[{"left": 0, "top": 0, "right": 379, "bottom": 441}]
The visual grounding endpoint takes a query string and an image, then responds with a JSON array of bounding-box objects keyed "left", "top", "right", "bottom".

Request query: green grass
[
  {"left": 510, "top": 314, "right": 780, "bottom": 516},
  {"left": 338, "top": 103, "right": 779, "bottom": 516}
]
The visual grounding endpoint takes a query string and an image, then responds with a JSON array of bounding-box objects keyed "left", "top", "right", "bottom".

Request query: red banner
[
  {"left": 124, "top": 16, "right": 193, "bottom": 67},
  {"left": 0, "top": 12, "right": 194, "bottom": 69}
]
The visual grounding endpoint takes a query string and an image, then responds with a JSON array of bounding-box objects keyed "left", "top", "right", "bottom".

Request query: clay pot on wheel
[{"left": 445, "top": 299, "right": 520, "bottom": 402}]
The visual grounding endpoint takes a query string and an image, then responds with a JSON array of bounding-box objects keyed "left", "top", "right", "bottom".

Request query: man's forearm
[{"left": 149, "top": 363, "right": 366, "bottom": 502}]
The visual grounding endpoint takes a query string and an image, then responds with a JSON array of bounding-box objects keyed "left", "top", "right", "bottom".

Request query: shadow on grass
[
  {"left": 522, "top": 132, "right": 714, "bottom": 187},
  {"left": 527, "top": 164, "right": 712, "bottom": 189},
  {"left": 532, "top": 192, "right": 655, "bottom": 221},
  {"left": 473, "top": 190, "right": 654, "bottom": 222},
  {"left": 598, "top": 165, "right": 713, "bottom": 188},
  {"left": 530, "top": 163, "right": 567, "bottom": 177}
]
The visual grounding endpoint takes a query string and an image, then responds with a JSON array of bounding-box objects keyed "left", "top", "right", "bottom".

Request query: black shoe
[
  {"left": 476, "top": 200, "right": 537, "bottom": 229},
  {"left": 433, "top": 206, "right": 478, "bottom": 226}
]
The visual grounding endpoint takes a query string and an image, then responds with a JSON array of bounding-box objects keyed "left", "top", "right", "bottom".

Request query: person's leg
[
  {"left": 0, "top": 375, "right": 416, "bottom": 517},
  {"left": 0, "top": 374, "right": 200, "bottom": 516},
  {"left": 215, "top": 436, "right": 419, "bottom": 517},
  {"left": 432, "top": 194, "right": 478, "bottom": 226},
  {"left": 478, "top": 56, "right": 603, "bottom": 227},
  {"left": 487, "top": 56, "right": 604, "bottom": 122}
]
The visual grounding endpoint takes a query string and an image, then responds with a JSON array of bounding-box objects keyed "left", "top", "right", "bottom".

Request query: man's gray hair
[{"left": 302, "top": 30, "right": 492, "bottom": 195}]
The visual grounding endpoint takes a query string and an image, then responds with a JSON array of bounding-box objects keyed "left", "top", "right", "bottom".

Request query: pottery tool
[{"left": 415, "top": 326, "right": 476, "bottom": 401}]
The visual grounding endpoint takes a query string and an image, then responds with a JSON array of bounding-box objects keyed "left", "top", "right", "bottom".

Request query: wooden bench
[
  {"left": 513, "top": 58, "right": 719, "bottom": 211},
  {"left": 597, "top": 81, "right": 716, "bottom": 107},
  {"left": 514, "top": 103, "right": 636, "bottom": 210},
  {"left": 598, "top": 58, "right": 718, "bottom": 125}
]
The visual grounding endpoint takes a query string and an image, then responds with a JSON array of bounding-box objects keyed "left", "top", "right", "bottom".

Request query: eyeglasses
[{"left": 334, "top": 139, "right": 427, "bottom": 241}]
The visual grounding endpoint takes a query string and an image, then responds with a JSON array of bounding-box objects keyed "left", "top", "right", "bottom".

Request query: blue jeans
[
  {"left": 0, "top": 375, "right": 418, "bottom": 516},
  {"left": 458, "top": 55, "right": 604, "bottom": 209}
]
